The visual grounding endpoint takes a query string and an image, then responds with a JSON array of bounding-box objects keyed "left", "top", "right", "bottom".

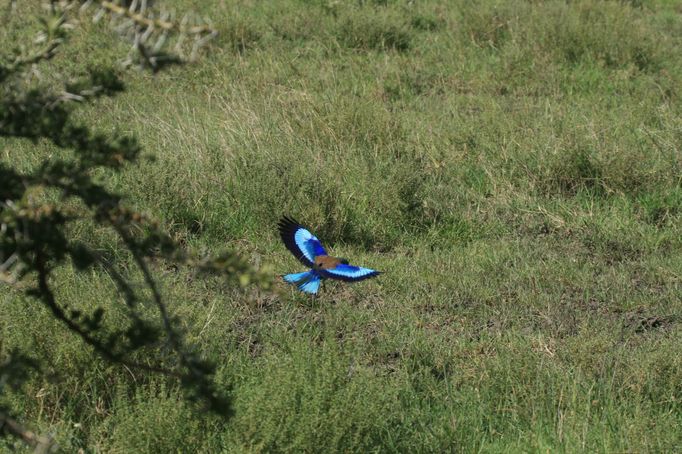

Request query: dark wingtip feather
[
  {"left": 278, "top": 216, "right": 301, "bottom": 236},
  {"left": 278, "top": 216, "right": 300, "bottom": 242},
  {"left": 278, "top": 216, "right": 314, "bottom": 267}
]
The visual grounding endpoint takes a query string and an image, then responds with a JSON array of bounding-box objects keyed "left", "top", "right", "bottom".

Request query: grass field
[{"left": 2, "top": 0, "right": 682, "bottom": 451}]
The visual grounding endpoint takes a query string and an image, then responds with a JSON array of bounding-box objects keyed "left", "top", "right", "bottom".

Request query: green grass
[{"left": 2, "top": 0, "right": 682, "bottom": 451}]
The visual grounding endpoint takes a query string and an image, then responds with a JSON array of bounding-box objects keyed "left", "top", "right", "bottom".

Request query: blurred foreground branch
[
  {"left": 80, "top": 0, "right": 218, "bottom": 69},
  {"left": 1, "top": 1, "right": 269, "bottom": 450},
  {"left": 0, "top": 413, "right": 56, "bottom": 454}
]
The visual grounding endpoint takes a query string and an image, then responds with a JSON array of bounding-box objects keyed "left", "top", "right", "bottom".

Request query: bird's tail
[{"left": 282, "top": 271, "right": 321, "bottom": 294}]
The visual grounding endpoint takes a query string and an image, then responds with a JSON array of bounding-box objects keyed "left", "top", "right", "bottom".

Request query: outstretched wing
[
  {"left": 319, "top": 263, "right": 380, "bottom": 282},
  {"left": 278, "top": 216, "right": 327, "bottom": 268}
]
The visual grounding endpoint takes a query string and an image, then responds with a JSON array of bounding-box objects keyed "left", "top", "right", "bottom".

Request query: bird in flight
[{"left": 278, "top": 216, "right": 380, "bottom": 294}]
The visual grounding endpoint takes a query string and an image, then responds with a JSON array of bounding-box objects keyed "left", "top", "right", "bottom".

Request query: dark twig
[
  {"left": 34, "top": 252, "right": 183, "bottom": 379},
  {"left": 0, "top": 412, "right": 56, "bottom": 454}
]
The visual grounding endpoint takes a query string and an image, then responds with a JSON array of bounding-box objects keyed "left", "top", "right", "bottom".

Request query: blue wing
[
  {"left": 319, "top": 263, "right": 380, "bottom": 282},
  {"left": 278, "top": 217, "right": 327, "bottom": 268},
  {"left": 282, "top": 270, "right": 321, "bottom": 294},
  {"left": 298, "top": 275, "right": 321, "bottom": 294},
  {"left": 283, "top": 271, "right": 312, "bottom": 284}
]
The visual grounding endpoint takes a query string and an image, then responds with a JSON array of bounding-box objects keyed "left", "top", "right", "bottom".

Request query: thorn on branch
[{"left": 99, "top": 0, "right": 216, "bottom": 35}]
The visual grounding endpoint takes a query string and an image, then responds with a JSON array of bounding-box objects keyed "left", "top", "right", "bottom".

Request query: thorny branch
[
  {"left": 0, "top": 0, "right": 260, "bottom": 450},
  {"left": 80, "top": 0, "right": 218, "bottom": 68},
  {"left": 98, "top": 0, "right": 214, "bottom": 34},
  {"left": 34, "top": 252, "right": 184, "bottom": 379}
]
